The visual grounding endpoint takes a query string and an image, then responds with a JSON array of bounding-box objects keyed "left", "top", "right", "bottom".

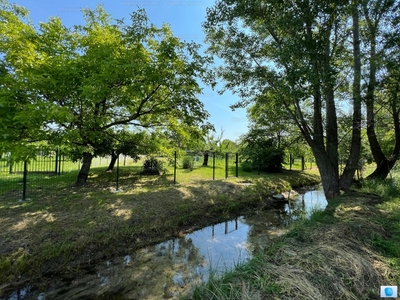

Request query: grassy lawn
[
  {"left": 189, "top": 170, "right": 400, "bottom": 299},
  {"left": 0, "top": 159, "right": 320, "bottom": 297}
]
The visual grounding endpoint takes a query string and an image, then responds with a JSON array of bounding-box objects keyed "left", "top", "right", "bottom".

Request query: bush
[
  {"left": 141, "top": 157, "right": 166, "bottom": 175},
  {"left": 182, "top": 156, "right": 194, "bottom": 170},
  {"left": 240, "top": 136, "right": 284, "bottom": 173},
  {"left": 241, "top": 161, "right": 253, "bottom": 172}
]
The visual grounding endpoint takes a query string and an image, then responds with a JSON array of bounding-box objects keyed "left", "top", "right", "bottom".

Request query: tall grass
[{"left": 359, "top": 166, "right": 400, "bottom": 284}]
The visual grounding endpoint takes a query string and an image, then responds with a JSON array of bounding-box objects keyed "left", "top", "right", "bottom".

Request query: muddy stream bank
[{"left": 5, "top": 188, "right": 327, "bottom": 300}]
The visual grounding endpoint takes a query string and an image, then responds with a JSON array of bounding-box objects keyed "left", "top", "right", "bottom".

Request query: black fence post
[
  {"left": 289, "top": 153, "right": 292, "bottom": 171},
  {"left": 22, "top": 160, "right": 28, "bottom": 201},
  {"left": 55, "top": 148, "right": 59, "bottom": 174},
  {"left": 174, "top": 151, "right": 177, "bottom": 184},
  {"left": 116, "top": 155, "right": 120, "bottom": 190},
  {"left": 301, "top": 156, "right": 305, "bottom": 171},
  {"left": 235, "top": 153, "right": 239, "bottom": 177},
  {"left": 58, "top": 150, "right": 62, "bottom": 175},
  {"left": 225, "top": 153, "right": 228, "bottom": 179},
  {"left": 212, "top": 153, "right": 215, "bottom": 180}
]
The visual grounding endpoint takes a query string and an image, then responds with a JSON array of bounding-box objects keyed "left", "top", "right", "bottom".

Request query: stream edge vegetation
[{"left": 189, "top": 173, "right": 400, "bottom": 299}]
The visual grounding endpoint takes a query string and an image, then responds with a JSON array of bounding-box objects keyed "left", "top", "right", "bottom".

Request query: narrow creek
[{"left": 5, "top": 188, "right": 327, "bottom": 300}]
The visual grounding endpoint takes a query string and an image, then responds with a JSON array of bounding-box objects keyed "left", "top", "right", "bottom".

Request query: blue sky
[{"left": 13, "top": 0, "right": 249, "bottom": 142}]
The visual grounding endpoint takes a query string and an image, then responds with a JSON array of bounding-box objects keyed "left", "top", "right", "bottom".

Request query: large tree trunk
[
  {"left": 106, "top": 151, "right": 118, "bottom": 172},
  {"left": 312, "top": 145, "right": 341, "bottom": 199},
  {"left": 368, "top": 158, "right": 396, "bottom": 179},
  {"left": 363, "top": 2, "right": 400, "bottom": 180},
  {"left": 75, "top": 152, "right": 93, "bottom": 187},
  {"left": 339, "top": 3, "right": 362, "bottom": 190},
  {"left": 202, "top": 152, "right": 209, "bottom": 166},
  {"left": 367, "top": 103, "right": 400, "bottom": 179},
  {"left": 323, "top": 25, "right": 339, "bottom": 190}
]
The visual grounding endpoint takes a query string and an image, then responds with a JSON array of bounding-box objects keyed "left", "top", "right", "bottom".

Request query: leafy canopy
[{"left": 0, "top": 2, "right": 213, "bottom": 161}]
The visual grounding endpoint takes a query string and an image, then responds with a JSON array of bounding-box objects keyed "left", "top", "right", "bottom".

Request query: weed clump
[
  {"left": 141, "top": 157, "right": 167, "bottom": 175},
  {"left": 182, "top": 156, "right": 194, "bottom": 170}
]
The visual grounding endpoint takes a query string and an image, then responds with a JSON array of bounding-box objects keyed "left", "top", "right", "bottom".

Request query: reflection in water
[
  {"left": 6, "top": 189, "right": 327, "bottom": 300},
  {"left": 285, "top": 189, "right": 327, "bottom": 220}
]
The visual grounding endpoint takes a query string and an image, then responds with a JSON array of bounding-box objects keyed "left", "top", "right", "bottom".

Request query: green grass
[
  {"left": 359, "top": 170, "right": 400, "bottom": 286},
  {"left": 0, "top": 156, "right": 319, "bottom": 202}
]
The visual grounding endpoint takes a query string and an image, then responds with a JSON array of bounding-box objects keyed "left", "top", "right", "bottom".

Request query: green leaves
[{"left": 0, "top": 2, "right": 211, "bottom": 164}]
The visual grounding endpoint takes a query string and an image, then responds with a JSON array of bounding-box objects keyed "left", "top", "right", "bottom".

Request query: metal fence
[
  {"left": 0, "top": 150, "right": 313, "bottom": 202},
  {"left": 172, "top": 152, "right": 240, "bottom": 183},
  {"left": 0, "top": 151, "right": 116, "bottom": 201}
]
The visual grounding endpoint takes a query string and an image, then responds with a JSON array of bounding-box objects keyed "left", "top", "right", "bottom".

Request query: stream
[{"left": 4, "top": 188, "right": 327, "bottom": 300}]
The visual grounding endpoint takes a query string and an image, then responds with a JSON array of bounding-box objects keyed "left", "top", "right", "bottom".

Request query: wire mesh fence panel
[
  {"left": 174, "top": 152, "right": 240, "bottom": 181},
  {"left": 0, "top": 151, "right": 80, "bottom": 202},
  {"left": 0, "top": 156, "right": 24, "bottom": 201},
  {"left": 91, "top": 156, "right": 111, "bottom": 168}
]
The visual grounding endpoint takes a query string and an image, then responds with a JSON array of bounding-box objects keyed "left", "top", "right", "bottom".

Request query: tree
[
  {"left": 103, "top": 130, "right": 158, "bottom": 172},
  {"left": 239, "top": 128, "right": 284, "bottom": 173},
  {"left": 204, "top": 0, "right": 364, "bottom": 198},
  {"left": 361, "top": 0, "right": 400, "bottom": 179},
  {"left": 220, "top": 139, "right": 239, "bottom": 153},
  {"left": 0, "top": 1, "right": 50, "bottom": 159},
  {"left": 202, "top": 128, "right": 224, "bottom": 166},
  {"left": 0, "top": 3, "right": 212, "bottom": 186},
  {"left": 247, "top": 92, "right": 300, "bottom": 149},
  {"left": 246, "top": 92, "right": 310, "bottom": 165}
]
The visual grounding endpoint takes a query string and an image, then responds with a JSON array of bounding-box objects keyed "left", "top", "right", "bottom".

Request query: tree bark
[
  {"left": 75, "top": 152, "right": 93, "bottom": 187},
  {"left": 202, "top": 152, "right": 209, "bottom": 166},
  {"left": 106, "top": 151, "right": 118, "bottom": 172},
  {"left": 323, "top": 26, "right": 339, "bottom": 182},
  {"left": 368, "top": 158, "right": 396, "bottom": 179},
  {"left": 312, "top": 145, "right": 341, "bottom": 199},
  {"left": 368, "top": 100, "right": 400, "bottom": 179},
  {"left": 363, "top": 2, "right": 400, "bottom": 180},
  {"left": 339, "top": 2, "right": 362, "bottom": 190}
]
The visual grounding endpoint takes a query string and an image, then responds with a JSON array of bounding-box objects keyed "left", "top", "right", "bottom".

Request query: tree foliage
[
  {"left": 239, "top": 128, "right": 284, "bottom": 173},
  {"left": 0, "top": 2, "right": 212, "bottom": 185},
  {"left": 204, "top": 0, "right": 367, "bottom": 198}
]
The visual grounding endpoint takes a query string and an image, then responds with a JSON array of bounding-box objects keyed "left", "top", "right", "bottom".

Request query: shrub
[
  {"left": 241, "top": 161, "right": 253, "bottom": 172},
  {"left": 182, "top": 156, "right": 194, "bottom": 170},
  {"left": 240, "top": 135, "right": 284, "bottom": 173},
  {"left": 141, "top": 157, "right": 166, "bottom": 175}
]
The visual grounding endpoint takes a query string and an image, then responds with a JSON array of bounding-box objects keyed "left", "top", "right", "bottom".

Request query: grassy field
[
  {"left": 189, "top": 170, "right": 400, "bottom": 299},
  {"left": 0, "top": 157, "right": 320, "bottom": 297},
  {"left": 0, "top": 155, "right": 313, "bottom": 201}
]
